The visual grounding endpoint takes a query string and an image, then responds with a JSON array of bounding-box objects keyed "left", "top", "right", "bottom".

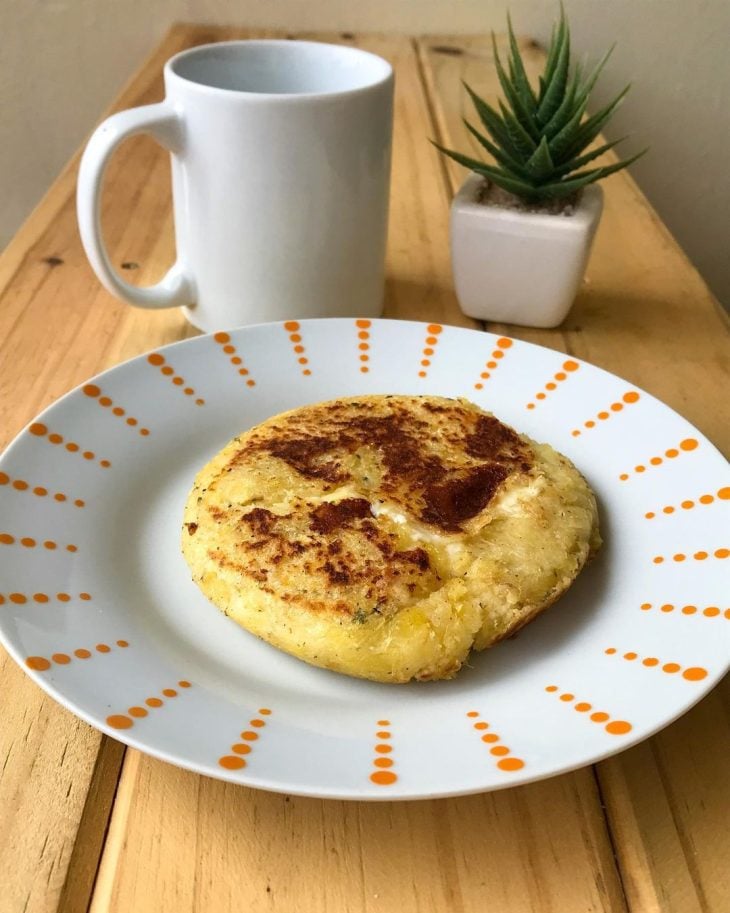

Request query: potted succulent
[{"left": 435, "top": 8, "right": 645, "bottom": 328}]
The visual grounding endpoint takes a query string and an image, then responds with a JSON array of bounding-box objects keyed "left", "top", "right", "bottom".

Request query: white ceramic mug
[{"left": 77, "top": 40, "right": 393, "bottom": 331}]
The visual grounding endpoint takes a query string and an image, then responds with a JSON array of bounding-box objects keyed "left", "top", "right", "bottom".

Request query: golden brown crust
[
  {"left": 235, "top": 395, "right": 533, "bottom": 533},
  {"left": 182, "top": 396, "right": 600, "bottom": 683}
]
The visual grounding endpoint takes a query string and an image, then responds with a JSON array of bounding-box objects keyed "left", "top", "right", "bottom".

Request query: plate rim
[{"left": 1, "top": 316, "right": 728, "bottom": 800}]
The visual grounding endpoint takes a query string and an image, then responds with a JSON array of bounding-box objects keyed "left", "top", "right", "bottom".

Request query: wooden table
[{"left": 1, "top": 24, "right": 728, "bottom": 913}]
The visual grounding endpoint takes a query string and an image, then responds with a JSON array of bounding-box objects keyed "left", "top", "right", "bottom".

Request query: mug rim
[{"left": 165, "top": 39, "right": 393, "bottom": 101}]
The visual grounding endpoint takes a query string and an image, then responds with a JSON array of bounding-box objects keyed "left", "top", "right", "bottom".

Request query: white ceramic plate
[{"left": 1, "top": 318, "right": 728, "bottom": 800}]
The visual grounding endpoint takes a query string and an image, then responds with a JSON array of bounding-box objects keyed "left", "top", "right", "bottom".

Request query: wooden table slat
[{"left": 0, "top": 653, "right": 124, "bottom": 913}]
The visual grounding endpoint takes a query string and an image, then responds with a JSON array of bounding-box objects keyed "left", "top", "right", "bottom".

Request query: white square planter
[{"left": 450, "top": 173, "right": 604, "bottom": 328}]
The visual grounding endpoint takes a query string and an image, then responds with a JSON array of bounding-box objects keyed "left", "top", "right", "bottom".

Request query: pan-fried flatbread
[{"left": 182, "top": 396, "right": 600, "bottom": 683}]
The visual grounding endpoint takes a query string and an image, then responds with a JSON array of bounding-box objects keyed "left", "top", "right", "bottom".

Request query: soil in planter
[{"left": 478, "top": 179, "right": 580, "bottom": 216}]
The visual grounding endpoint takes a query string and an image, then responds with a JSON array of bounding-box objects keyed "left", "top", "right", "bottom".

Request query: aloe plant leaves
[
  {"left": 537, "top": 7, "right": 571, "bottom": 124},
  {"left": 433, "top": 5, "right": 645, "bottom": 202},
  {"left": 431, "top": 141, "right": 544, "bottom": 199}
]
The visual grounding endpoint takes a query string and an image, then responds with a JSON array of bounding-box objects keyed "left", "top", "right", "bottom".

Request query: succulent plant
[{"left": 434, "top": 7, "right": 646, "bottom": 203}]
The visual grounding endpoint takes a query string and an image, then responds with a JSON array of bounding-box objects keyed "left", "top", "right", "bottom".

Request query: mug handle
[{"left": 76, "top": 102, "right": 194, "bottom": 309}]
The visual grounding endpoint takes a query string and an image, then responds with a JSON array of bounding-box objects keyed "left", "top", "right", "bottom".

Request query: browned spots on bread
[
  {"left": 264, "top": 436, "right": 347, "bottom": 483},
  {"left": 422, "top": 466, "right": 510, "bottom": 531},
  {"left": 240, "top": 507, "right": 281, "bottom": 534},
  {"left": 310, "top": 498, "right": 372, "bottom": 533},
  {"left": 465, "top": 413, "right": 526, "bottom": 460},
  {"left": 398, "top": 547, "right": 431, "bottom": 571},
  {"left": 196, "top": 397, "right": 536, "bottom": 620},
  {"left": 234, "top": 397, "right": 533, "bottom": 533}
]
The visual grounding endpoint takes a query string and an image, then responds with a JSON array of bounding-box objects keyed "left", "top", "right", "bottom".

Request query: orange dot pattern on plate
[
  {"left": 282, "top": 321, "right": 311, "bottom": 376},
  {"left": 212, "top": 332, "right": 257, "bottom": 388},
  {"left": 82, "top": 384, "right": 150, "bottom": 436},
  {"left": 369, "top": 719, "right": 398, "bottom": 785},
  {"left": 571, "top": 390, "right": 639, "bottom": 437},
  {"left": 0, "top": 532, "right": 79, "bottom": 552},
  {"left": 146, "top": 353, "right": 204, "bottom": 405},
  {"left": 27, "top": 422, "right": 111, "bottom": 468},
  {"left": 465, "top": 711, "right": 525, "bottom": 772},
  {"left": 218, "top": 709, "right": 272, "bottom": 770},
  {"left": 417, "top": 324, "right": 442, "bottom": 379},
  {"left": 652, "top": 548, "right": 728, "bottom": 564},
  {"left": 106, "top": 679, "right": 193, "bottom": 730},
  {"left": 604, "top": 647, "right": 709, "bottom": 681},
  {"left": 25, "top": 638, "right": 128, "bottom": 672},
  {"left": 0, "top": 472, "right": 86, "bottom": 508},
  {"left": 0, "top": 591, "right": 92, "bottom": 605},
  {"left": 618, "top": 437, "right": 699, "bottom": 481},
  {"left": 473, "top": 337, "right": 513, "bottom": 391},
  {"left": 644, "top": 486, "right": 729, "bottom": 520},
  {"left": 354, "top": 319, "right": 372, "bottom": 373},
  {"left": 640, "top": 602, "right": 729, "bottom": 620},
  {"left": 525, "top": 358, "right": 578, "bottom": 408},
  {"left": 545, "top": 686, "right": 633, "bottom": 735}
]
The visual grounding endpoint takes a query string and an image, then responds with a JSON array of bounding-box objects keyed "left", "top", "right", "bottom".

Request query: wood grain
[
  {"left": 0, "top": 652, "right": 123, "bottom": 913},
  {"left": 597, "top": 681, "right": 730, "bottom": 913},
  {"left": 0, "top": 21, "right": 727, "bottom": 913},
  {"left": 93, "top": 752, "right": 626, "bottom": 913}
]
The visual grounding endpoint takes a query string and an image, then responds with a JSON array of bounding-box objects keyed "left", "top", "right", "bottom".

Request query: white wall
[
  {"left": 557, "top": 1, "right": 730, "bottom": 311},
  {"left": 2, "top": 0, "right": 729, "bottom": 305}
]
